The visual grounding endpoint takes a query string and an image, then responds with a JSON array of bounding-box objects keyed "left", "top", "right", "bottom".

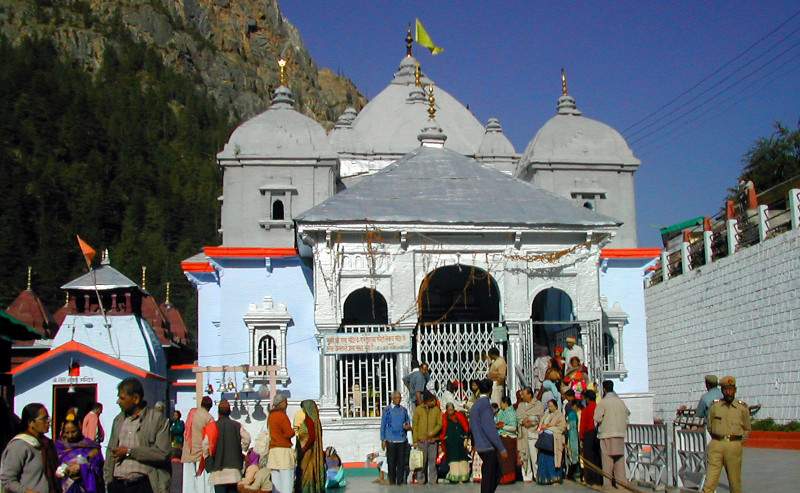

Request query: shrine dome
[
  {"left": 346, "top": 56, "right": 485, "bottom": 156},
  {"left": 521, "top": 93, "right": 640, "bottom": 166},
  {"left": 217, "top": 86, "right": 335, "bottom": 160}
]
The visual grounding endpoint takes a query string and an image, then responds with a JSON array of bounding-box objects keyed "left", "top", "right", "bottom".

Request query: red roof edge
[
  {"left": 10, "top": 340, "right": 167, "bottom": 381},
  {"left": 601, "top": 248, "right": 662, "bottom": 259},
  {"left": 169, "top": 363, "right": 197, "bottom": 370},
  {"left": 181, "top": 262, "right": 214, "bottom": 273},
  {"left": 203, "top": 247, "right": 298, "bottom": 258}
]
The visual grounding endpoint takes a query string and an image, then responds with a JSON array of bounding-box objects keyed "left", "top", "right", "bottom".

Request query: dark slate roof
[
  {"left": 296, "top": 146, "right": 620, "bottom": 228},
  {"left": 61, "top": 265, "right": 138, "bottom": 291}
]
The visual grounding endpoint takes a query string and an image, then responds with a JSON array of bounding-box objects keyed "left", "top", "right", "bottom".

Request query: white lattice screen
[{"left": 337, "top": 325, "right": 396, "bottom": 418}]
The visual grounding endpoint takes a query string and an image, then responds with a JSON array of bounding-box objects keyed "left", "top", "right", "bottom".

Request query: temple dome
[
  {"left": 521, "top": 94, "right": 640, "bottom": 166},
  {"left": 218, "top": 86, "right": 335, "bottom": 160},
  {"left": 346, "top": 56, "right": 485, "bottom": 156}
]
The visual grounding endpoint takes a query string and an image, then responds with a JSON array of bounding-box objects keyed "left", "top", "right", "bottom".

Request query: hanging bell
[
  {"left": 206, "top": 384, "right": 214, "bottom": 394},
  {"left": 241, "top": 379, "right": 255, "bottom": 394},
  {"left": 257, "top": 384, "right": 269, "bottom": 399}
]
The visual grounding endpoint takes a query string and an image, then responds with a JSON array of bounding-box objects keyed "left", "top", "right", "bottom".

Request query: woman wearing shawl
[
  {"left": 55, "top": 420, "right": 104, "bottom": 493},
  {"left": 297, "top": 400, "right": 324, "bottom": 493},
  {"left": 324, "top": 447, "right": 346, "bottom": 489},
  {"left": 564, "top": 397, "right": 581, "bottom": 480},
  {"left": 439, "top": 403, "right": 470, "bottom": 484},
  {"left": 536, "top": 399, "right": 567, "bottom": 485},
  {"left": 494, "top": 396, "right": 518, "bottom": 485},
  {"left": 0, "top": 402, "right": 61, "bottom": 493}
]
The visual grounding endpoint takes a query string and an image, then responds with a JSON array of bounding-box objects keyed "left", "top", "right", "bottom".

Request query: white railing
[
  {"left": 648, "top": 188, "right": 800, "bottom": 287},
  {"left": 337, "top": 324, "right": 396, "bottom": 418},
  {"left": 416, "top": 321, "right": 502, "bottom": 398}
]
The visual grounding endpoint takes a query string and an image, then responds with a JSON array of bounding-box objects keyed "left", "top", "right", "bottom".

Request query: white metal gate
[
  {"left": 518, "top": 319, "right": 603, "bottom": 384},
  {"left": 337, "top": 324, "right": 396, "bottom": 418},
  {"left": 415, "top": 322, "right": 503, "bottom": 396}
]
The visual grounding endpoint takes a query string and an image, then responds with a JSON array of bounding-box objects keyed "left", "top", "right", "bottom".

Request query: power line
[
  {"left": 629, "top": 38, "right": 800, "bottom": 146},
  {"left": 622, "top": 9, "right": 800, "bottom": 137}
]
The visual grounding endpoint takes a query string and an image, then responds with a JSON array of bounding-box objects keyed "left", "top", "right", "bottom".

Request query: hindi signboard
[{"left": 323, "top": 331, "right": 412, "bottom": 355}]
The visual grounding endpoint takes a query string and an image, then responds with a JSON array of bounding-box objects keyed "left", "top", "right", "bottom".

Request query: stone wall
[{"left": 645, "top": 228, "right": 800, "bottom": 423}]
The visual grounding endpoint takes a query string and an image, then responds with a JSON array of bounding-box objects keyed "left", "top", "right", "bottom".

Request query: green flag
[{"left": 415, "top": 19, "right": 444, "bottom": 55}]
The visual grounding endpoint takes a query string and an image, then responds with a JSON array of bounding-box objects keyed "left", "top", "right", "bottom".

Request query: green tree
[{"left": 740, "top": 121, "right": 800, "bottom": 192}]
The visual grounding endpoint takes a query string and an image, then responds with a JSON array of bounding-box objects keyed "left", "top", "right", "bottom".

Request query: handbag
[
  {"left": 409, "top": 448, "right": 424, "bottom": 470},
  {"left": 534, "top": 430, "right": 554, "bottom": 453}
]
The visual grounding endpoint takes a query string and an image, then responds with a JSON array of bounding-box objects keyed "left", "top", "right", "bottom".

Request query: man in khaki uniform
[{"left": 702, "top": 376, "right": 750, "bottom": 493}]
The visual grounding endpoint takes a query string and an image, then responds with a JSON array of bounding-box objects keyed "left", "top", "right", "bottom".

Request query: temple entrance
[
  {"left": 415, "top": 265, "right": 502, "bottom": 397},
  {"left": 531, "top": 287, "right": 576, "bottom": 348},
  {"left": 337, "top": 288, "right": 394, "bottom": 418},
  {"left": 53, "top": 384, "right": 96, "bottom": 436}
]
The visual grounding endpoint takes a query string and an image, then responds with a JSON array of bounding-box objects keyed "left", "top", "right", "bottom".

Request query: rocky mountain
[{"left": 0, "top": 0, "right": 366, "bottom": 128}]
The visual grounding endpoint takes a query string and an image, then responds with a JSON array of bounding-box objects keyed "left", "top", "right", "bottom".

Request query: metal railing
[
  {"left": 647, "top": 187, "right": 800, "bottom": 287},
  {"left": 337, "top": 324, "right": 396, "bottom": 418},
  {"left": 626, "top": 424, "right": 670, "bottom": 487}
]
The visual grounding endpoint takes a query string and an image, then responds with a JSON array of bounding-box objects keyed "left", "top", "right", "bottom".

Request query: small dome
[
  {"left": 329, "top": 108, "right": 361, "bottom": 153},
  {"left": 218, "top": 86, "right": 334, "bottom": 160},
  {"left": 345, "top": 56, "right": 485, "bottom": 156},
  {"left": 521, "top": 94, "right": 640, "bottom": 166},
  {"left": 477, "top": 118, "right": 516, "bottom": 158}
]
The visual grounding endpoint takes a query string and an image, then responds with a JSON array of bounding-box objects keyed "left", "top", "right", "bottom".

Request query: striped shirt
[{"left": 113, "top": 413, "right": 149, "bottom": 480}]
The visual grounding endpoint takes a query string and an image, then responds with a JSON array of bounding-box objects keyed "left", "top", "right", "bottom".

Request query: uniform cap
[
  {"left": 566, "top": 336, "right": 576, "bottom": 343},
  {"left": 705, "top": 375, "right": 718, "bottom": 385},
  {"left": 719, "top": 376, "right": 736, "bottom": 387}
]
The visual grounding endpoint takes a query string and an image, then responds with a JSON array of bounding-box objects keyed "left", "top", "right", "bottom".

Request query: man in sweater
[
  {"left": 469, "top": 379, "right": 508, "bottom": 493},
  {"left": 104, "top": 378, "right": 172, "bottom": 493},
  {"left": 267, "top": 394, "right": 295, "bottom": 493},
  {"left": 182, "top": 396, "right": 215, "bottom": 493},
  {"left": 381, "top": 391, "right": 412, "bottom": 485},
  {"left": 412, "top": 390, "right": 442, "bottom": 485},
  {"left": 516, "top": 386, "right": 545, "bottom": 482},
  {"left": 594, "top": 380, "right": 630, "bottom": 492},
  {"left": 203, "top": 400, "right": 251, "bottom": 493}
]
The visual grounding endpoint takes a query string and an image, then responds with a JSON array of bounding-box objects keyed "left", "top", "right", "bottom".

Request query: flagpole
[{"left": 91, "top": 266, "right": 109, "bottom": 326}]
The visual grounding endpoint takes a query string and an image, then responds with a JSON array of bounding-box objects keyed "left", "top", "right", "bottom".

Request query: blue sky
[{"left": 281, "top": 1, "right": 800, "bottom": 247}]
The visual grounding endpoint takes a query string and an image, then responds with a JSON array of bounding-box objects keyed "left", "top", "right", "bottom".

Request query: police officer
[{"left": 702, "top": 376, "right": 750, "bottom": 493}]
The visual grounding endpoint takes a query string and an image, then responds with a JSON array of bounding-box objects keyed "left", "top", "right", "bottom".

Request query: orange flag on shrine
[{"left": 77, "top": 235, "right": 96, "bottom": 267}]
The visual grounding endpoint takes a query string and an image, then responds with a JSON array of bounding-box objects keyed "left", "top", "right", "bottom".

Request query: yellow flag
[{"left": 415, "top": 19, "right": 444, "bottom": 55}]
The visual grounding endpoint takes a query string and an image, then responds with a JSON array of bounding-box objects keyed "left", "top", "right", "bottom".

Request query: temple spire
[
  {"left": 278, "top": 58, "right": 287, "bottom": 86},
  {"left": 141, "top": 266, "right": 147, "bottom": 290},
  {"left": 406, "top": 27, "right": 413, "bottom": 57},
  {"left": 165, "top": 282, "right": 171, "bottom": 303},
  {"left": 27, "top": 266, "right": 32, "bottom": 290},
  {"left": 561, "top": 68, "right": 568, "bottom": 95},
  {"left": 427, "top": 84, "right": 436, "bottom": 121},
  {"left": 415, "top": 63, "right": 422, "bottom": 87}
]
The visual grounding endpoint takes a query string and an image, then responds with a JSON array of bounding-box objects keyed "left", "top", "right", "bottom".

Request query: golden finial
[
  {"left": 165, "top": 282, "right": 171, "bottom": 304},
  {"left": 427, "top": 84, "right": 436, "bottom": 121},
  {"left": 27, "top": 266, "right": 32, "bottom": 291},
  {"left": 561, "top": 68, "right": 568, "bottom": 96},
  {"left": 406, "top": 27, "right": 413, "bottom": 57},
  {"left": 278, "top": 58, "right": 287, "bottom": 86},
  {"left": 415, "top": 63, "right": 421, "bottom": 87},
  {"left": 64, "top": 292, "right": 69, "bottom": 307},
  {"left": 141, "top": 266, "right": 147, "bottom": 290}
]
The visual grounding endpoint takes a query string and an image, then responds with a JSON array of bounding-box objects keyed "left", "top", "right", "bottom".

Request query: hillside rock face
[{"left": 0, "top": 0, "right": 366, "bottom": 128}]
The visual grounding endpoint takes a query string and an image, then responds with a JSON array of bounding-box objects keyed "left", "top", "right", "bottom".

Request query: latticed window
[
  {"left": 602, "top": 332, "right": 616, "bottom": 371},
  {"left": 258, "top": 335, "right": 277, "bottom": 366},
  {"left": 337, "top": 325, "right": 395, "bottom": 418}
]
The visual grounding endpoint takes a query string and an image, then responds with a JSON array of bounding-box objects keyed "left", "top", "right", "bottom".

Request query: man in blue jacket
[
  {"left": 381, "top": 391, "right": 412, "bottom": 485},
  {"left": 469, "top": 379, "right": 508, "bottom": 493}
]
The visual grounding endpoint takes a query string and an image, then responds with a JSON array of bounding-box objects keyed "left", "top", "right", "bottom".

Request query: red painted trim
[
  {"left": 743, "top": 431, "right": 800, "bottom": 450},
  {"left": 170, "top": 364, "right": 198, "bottom": 370},
  {"left": 601, "top": 248, "right": 662, "bottom": 259},
  {"left": 203, "top": 247, "right": 298, "bottom": 258},
  {"left": 343, "top": 462, "right": 370, "bottom": 469},
  {"left": 181, "top": 262, "right": 214, "bottom": 273},
  {"left": 170, "top": 382, "right": 196, "bottom": 387},
  {"left": 10, "top": 341, "right": 167, "bottom": 381}
]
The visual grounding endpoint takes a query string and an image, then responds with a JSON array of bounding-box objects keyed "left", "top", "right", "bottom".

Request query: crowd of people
[
  {"left": 1, "top": 338, "right": 636, "bottom": 493},
  {"left": 380, "top": 338, "right": 631, "bottom": 492},
  {"left": 0, "top": 378, "right": 343, "bottom": 493}
]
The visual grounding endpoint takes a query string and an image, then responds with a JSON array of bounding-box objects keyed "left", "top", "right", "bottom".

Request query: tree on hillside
[{"left": 740, "top": 121, "right": 800, "bottom": 192}]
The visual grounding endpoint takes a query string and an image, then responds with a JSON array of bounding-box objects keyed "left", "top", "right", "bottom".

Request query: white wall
[{"left": 645, "top": 228, "right": 800, "bottom": 423}]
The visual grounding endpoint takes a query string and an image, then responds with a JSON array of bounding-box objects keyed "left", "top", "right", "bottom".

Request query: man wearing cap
[
  {"left": 702, "top": 376, "right": 750, "bottom": 493},
  {"left": 561, "top": 335, "right": 584, "bottom": 370},
  {"left": 696, "top": 375, "right": 723, "bottom": 422}
]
